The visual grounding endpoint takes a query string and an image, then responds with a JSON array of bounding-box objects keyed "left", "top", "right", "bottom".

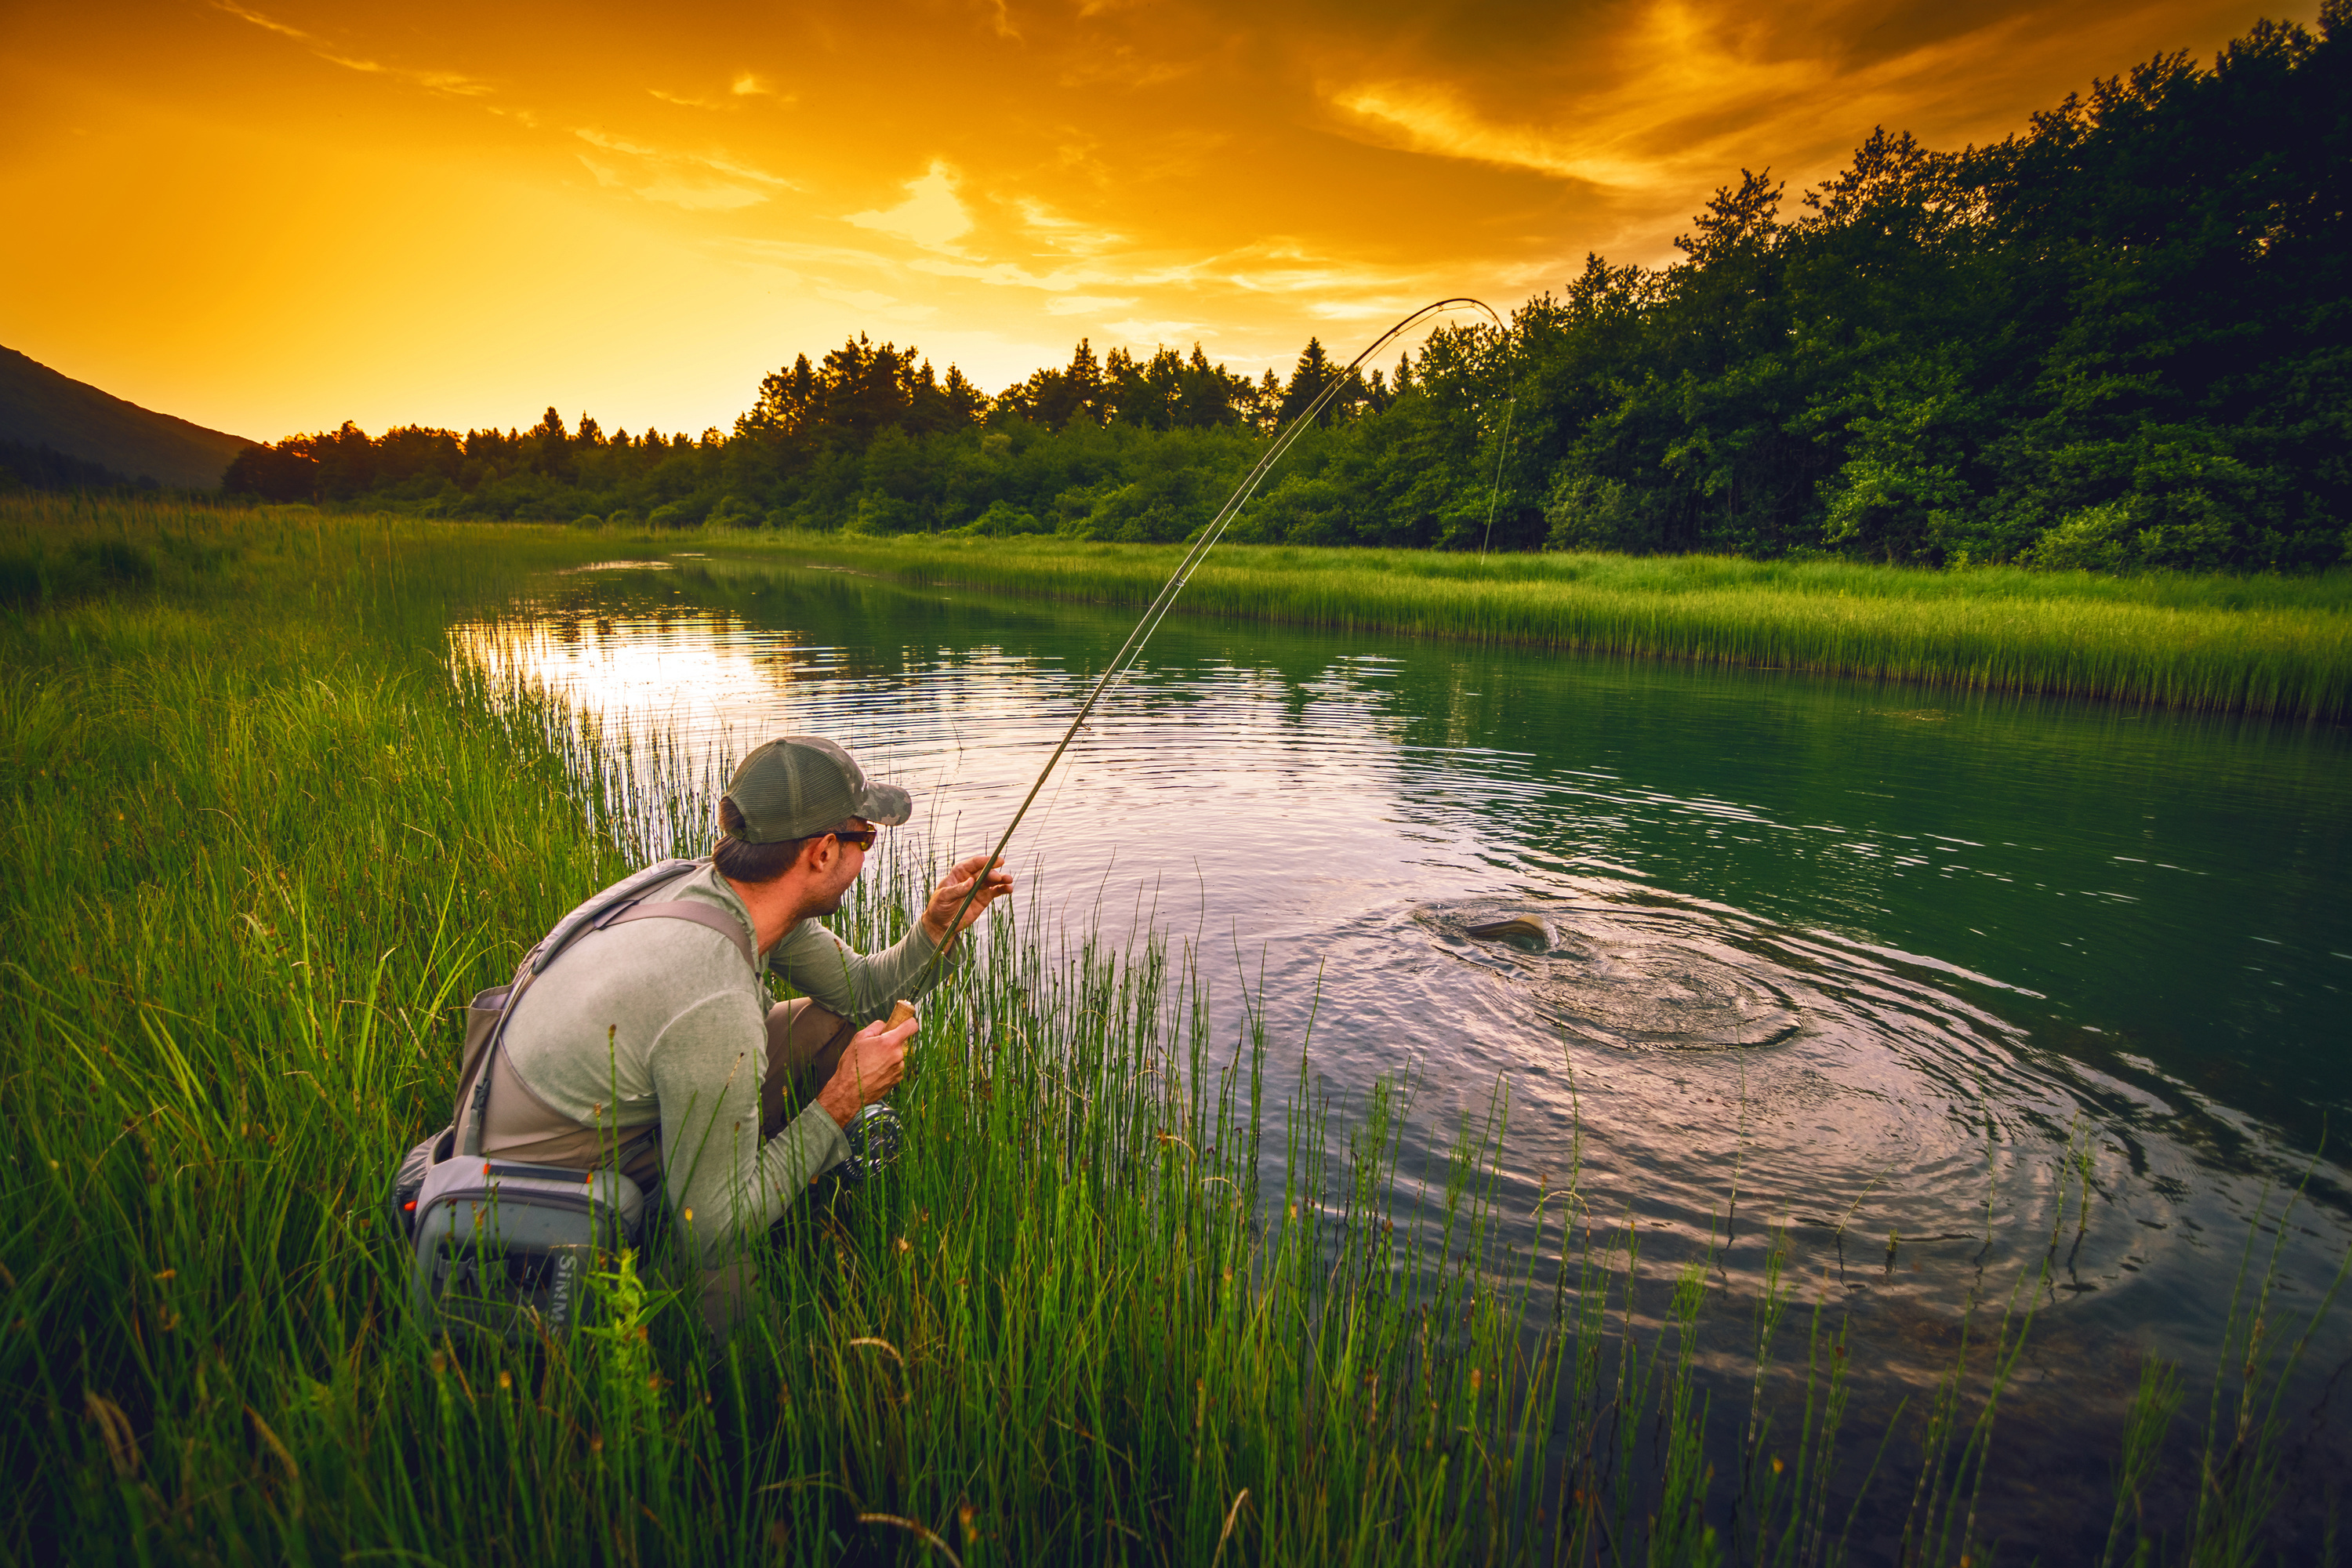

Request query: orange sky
[{"left": 1, "top": 0, "right": 2314, "bottom": 442}]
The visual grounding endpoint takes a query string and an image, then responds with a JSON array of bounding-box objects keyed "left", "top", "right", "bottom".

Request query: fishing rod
[{"left": 916, "top": 296, "right": 1508, "bottom": 980}]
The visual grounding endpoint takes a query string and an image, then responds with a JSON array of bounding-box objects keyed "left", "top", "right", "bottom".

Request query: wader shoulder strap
[
  {"left": 602, "top": 901, "right": 759, "bottom": 973},
  {"left": 457, "top": 883, "right": 760, "bottom": 1158}
]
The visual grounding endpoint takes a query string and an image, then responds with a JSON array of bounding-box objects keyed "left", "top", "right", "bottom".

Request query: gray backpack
[{"left": 388, "top": 858, "right": 757, "bottom": 1341}]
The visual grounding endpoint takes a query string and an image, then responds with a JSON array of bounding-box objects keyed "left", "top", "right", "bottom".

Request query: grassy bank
[
  {"left": 698, "top": 532, "right": 2352, "bottom": 722},
  {"left": 2, "top": 497, "right": 2339, "bottom": 1563}
]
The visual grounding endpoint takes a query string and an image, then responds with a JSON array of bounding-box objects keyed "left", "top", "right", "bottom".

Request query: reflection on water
[{"left": 456, "top": 555, "right": 2352, "bottom": 1546}]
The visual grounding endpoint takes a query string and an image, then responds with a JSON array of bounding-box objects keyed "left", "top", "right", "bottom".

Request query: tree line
[{"left": 227, "top": 7, "right": 2349, "bottom": 570}]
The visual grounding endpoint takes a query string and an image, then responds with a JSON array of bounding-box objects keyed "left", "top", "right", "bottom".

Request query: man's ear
[{"left": 797, "top": 833, "right": 836, "bottom": 877}]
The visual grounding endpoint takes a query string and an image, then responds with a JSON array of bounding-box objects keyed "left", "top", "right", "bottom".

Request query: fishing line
[
  {"left": 918, "top": 296, "right": 1507, "bottom": 979},
  {"left": 1479, "top": 396, "right": 1516, "bottom": 560}
]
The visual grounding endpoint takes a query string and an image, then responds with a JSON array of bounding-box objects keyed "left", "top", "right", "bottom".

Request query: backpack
[{"left": 387, "top": 858, "right": 758, "bottom": 1341}]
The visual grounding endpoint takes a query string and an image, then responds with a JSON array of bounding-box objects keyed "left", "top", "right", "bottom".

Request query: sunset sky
[{"left": 2, "top": 0, "right": 2312, "bottom": 443}]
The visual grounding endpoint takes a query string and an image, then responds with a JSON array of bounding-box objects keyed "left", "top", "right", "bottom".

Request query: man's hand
[
  {"left": 815, "top": 1011, "right": 919, "bottom": 1128},
  {"left": 918, "top": 853, "right": 1014, "bottom": 949}
]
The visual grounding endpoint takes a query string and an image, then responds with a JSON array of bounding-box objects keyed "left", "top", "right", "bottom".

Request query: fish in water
[{"left": 1465, "top": 916, "right": 1548, "bottom": 945}]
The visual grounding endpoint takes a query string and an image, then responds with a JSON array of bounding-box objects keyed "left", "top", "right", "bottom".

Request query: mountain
[{"left": 0, "top": 347, "right": 256, "bottom": 491}]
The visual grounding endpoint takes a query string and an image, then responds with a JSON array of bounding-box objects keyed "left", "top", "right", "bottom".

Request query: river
[{"left": 457, "top": 548, "right": 2351, "bottom": 1553}]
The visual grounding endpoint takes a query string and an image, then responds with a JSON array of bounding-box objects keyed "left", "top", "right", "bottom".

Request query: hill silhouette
[{"left": 0, "top": 347, "right": 254, "bottom": 491}]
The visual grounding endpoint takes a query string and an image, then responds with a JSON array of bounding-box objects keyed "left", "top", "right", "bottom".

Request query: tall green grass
[
  {"left": 705, "top": 533, "right": 2352, "bottom": 721},
  {"left": 2, "top": 497, "right": 2342, "bottom": 1563}
]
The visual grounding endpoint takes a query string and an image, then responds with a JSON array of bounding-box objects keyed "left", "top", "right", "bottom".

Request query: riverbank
[
  {"left": 2, "top": 497, "right": 2336, "bottom": 1563},
  {"left": 701, "top": 532, "right": 2352, "bottom": 722}
]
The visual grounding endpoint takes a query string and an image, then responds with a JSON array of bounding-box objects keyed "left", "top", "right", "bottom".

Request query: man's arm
[
  {"left": 648, "top": 991, "right": 849, "bottom": 1265},
  {"left": 770, "top": 920, "right": 951, "bottom": 1023},
  {"left": 771, "top": 855, "right": 1012, "bottom": 1022}
]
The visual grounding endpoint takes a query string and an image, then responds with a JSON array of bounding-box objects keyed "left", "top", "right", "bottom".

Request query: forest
[{"left": 223, "top": 8, "right": 2350, "bottom": 572}]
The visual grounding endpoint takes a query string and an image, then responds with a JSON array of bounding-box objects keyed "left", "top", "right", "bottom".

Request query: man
[{"left": 456, "top": 735, "right": 1011, "bottom": 1326}]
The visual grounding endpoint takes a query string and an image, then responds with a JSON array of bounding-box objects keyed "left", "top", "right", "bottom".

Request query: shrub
[
  {"left": 951, "top": 499, "right": 1048, "bottom": 538},
  {"left": 706, "top": 495, "right": 760, "bottom": 528}
]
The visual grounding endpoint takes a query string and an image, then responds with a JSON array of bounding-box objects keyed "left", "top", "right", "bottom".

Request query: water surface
[{"left": 459, "top": 552, "right": 2352, "bottom": 1548}]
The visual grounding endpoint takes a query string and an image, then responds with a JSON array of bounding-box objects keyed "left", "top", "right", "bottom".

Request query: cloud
[
  {"left": 212, "top": 2, "right": 492, "bottom": 96},
  {"left": 814, "top": 287, "right": 938, "bottom": 322},
  {"left": 1101, "top": 320, "right": 1207, "bottom": 346},
  {"left": 731, "top": 72, "right": 772, "bottom": 96},
  {"left": 1012, "top": 198, "right": 1129, "bottom": 256},
  {"left": 1306, "top": 298, "right": 1414, "bottom": 321},
  {"left": 845, "top": 162, "right": 974, "bottom": 251},
  {"left": 1044, "top": 294, "right": 1135, "bottom": 315},
  {"left": 575, "top": 128, "right": 663, "bottom": 158},
  {"left": 637, "top": 174, "right": 770, "bottom": 211},
  {"left": 1323, "top": 0, "right": 2056, "bottom": 202},
  {"left": 650, "top": 89, "right": 724, "bottom": 109},
  {"left": 572, "top": 128, "right": 796, "bottom": 207},
  {"left": 210, "top": 1, "right": 307, "bottom": 41},
  {"left": 694, "top": 152, "right": 793, "bottom": 188},
  {"left": 728, "top": 238, "right": 906, "bottom": 270},
  {"left": 1331, "top": 85, "right": 1658, "bottom": 189},
  {"left": 577, "top": 151, "right": 770, "bottom": 211}
]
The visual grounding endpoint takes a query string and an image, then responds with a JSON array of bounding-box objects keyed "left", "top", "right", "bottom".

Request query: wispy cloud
[
  {"left": 1044, "top": 294, "right": 1135, "bottom": 315},
  {"left": 573, "top": 127, "right": 795, "bottom": 208},
  {"left": 1012, "top": 197, "right": 1129, "bottom": 256},
  {"left": 211, "top": 1, "right": 493, "bottom": 96},
  {"left": 1331, "top": 85, "right": 1658, "bottom": 189},
  {"left": 845, "top": 162, "right": 974, "bottom": 251},
  {"left": 650, "top": 88, "right": 724, "bottom": 109},
  {"left": 728, "top": 237, "right": 907, "bottom": 271},
  {"left": 1101, "top": 319, "right": 1207, "bottom": 346},
  {"left": 1305, "top": 298, "right": 1415, "bottom": 321},
  {"left": 1325, "top": 0, "right": 2046, "bottom": 197},
  {"left": 210, "top": 0, "right": 306, "bottom": 40},
  {"left": 731, "top": 72, "right": 773, "bottom": 96},
  {"left": 578, "top": 153, "right": 769, "bottom": 211},
  {"left": 814, "top": 286, "right": 937, "bottom": 322},
  {"left": 575, "top": 128, "right": 662, "bottom": 158}
]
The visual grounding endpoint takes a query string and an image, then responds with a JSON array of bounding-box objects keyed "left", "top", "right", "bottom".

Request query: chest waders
[{"left": 387, "top": 858, "right": 758, "bottom": 1343}]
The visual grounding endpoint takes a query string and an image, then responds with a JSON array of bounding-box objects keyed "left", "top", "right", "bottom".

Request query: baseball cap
[{"left": 721, "top": 737, "right": 912, "bottom": 843}]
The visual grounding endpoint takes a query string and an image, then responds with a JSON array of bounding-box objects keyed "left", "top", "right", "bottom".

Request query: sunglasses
[{"left": 829, "top": 827, "right": 880, "bottom": 850}]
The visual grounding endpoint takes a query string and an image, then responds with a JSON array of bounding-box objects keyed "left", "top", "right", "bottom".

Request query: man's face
[{"left": 802, "top": 818, "right": 873, "bottom": 916}]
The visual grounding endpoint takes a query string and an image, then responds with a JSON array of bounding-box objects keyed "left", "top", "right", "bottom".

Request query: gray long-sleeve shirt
[{"left": 497, "top": 862, "right": 950, "bottom": 1261}]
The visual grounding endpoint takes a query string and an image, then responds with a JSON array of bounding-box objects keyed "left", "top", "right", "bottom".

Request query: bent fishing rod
[{"left": 917, "top": 296, "right": 1508, "bottom": 982}]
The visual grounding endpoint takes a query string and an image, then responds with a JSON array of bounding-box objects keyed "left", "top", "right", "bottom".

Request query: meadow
[
  {"left": 678, "top": 532, "right": 2352, "bottom": 723},
  {"left": 0, "top": 495, "right": 2341, "bottom": 1564}
]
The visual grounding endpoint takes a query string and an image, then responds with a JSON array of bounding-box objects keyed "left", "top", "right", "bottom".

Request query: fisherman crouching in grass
[{"left": 452, "top": 735, "right": 1011, "bottom": 1334}]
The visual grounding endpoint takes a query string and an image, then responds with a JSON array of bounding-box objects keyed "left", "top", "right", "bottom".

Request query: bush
[
  {"left": 706, "top": 495, "right": 760, "bottom": 528},
  {"left": 950, "top": 499, "right": 1048, "bottom": 538},
  {"left": 1546, "top": 474, "right": 1667, "bottom": 554},
  {"left": 846, "top": 495, "right": 923, "bottom": 535},
  {"left": 2023, "top": 502, "right": 2136, "bottom": 572}
]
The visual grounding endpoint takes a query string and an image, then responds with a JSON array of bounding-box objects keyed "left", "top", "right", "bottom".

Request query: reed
[
  {"left": 712, "top": 533, "right": 2352, "bottom": 721},
  {"left": 0, "top": 496, "right": 2337, "bottom": 1563}
]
